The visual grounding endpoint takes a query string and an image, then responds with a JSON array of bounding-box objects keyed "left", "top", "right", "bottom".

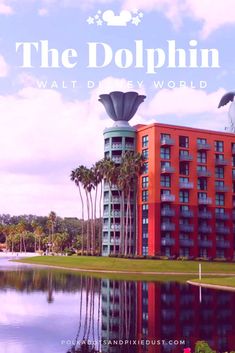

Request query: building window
[
  {"left": 142, "top": 149, "right": 149, "bottom": 160},
  {"left": 143, "top": 232, "right": 148, "bottom": 239},
  {"left": 215, "top": 207, "right": 225, "bottom": 214},
  {"left": 161, "top": 189, "right": 171, "bottom": 196},
  {"left": 197, "top": 138, "right": 207, "bottom": 144},
  {"left": 179, "top": 136, "right": 189, "bottom": 148},
  {"left": 142, "top": 190, "right": 148, "bottom": 202},
  {"left": 142, "top": 176, "right": 149, "bottom": 188},
  {"left": 160, "top": 147, "right": 170, "bottom": 159},
  {"left": 197, "top": 151, "right": 207, "bottom": 163},
  {"left": 142, "top": 135, "right": 148, "bottom": 148},
  {"left": 161, "top": 161, "right": 171, "bottom": 168},
  {"left": 198, "top": 178, "right": 207, "bottom": 190},
  {"left": 142, "top": 204, "right": 149, "bottom": 211},
  {"left": 180, "top": 205, "right": 189, "bottom": 211},
  {"left": 143, "top": 162, "right": 148, "bottom": 174},
  {"left": 198, "top": 192, "right": 207, "bottom": 200},
  {"left": 215, "top": 180, "right": 224, "bottom": 187},
  {"left": 179, "top": 190, "right": 189, "bottom": 203},
  {"left": 180, "top": 177, "right": 189, "bottom": 183},
  {"left": 215, "top": 141, "right": 224, "bottom": 152},
  {"left": 215, "top": 153, "right": 224, "bottom": 161},
  {"left": 215, "top": 167, "right": 224, "bottom": 179},
  {"left": 142, "top": 217, "right": 148, "bottom": 224},
  {"left": 216, "top": 193, "right": 225, "bottom": 206},
  {"left": 197, "top": 165, "right": 207, "bottom": 171},
  {"left": 180, "top": 150, "right": 189, "bottom": 156},
  {"left": 161, "top": 175, "right": 171, "bottom": 187},
  {"left": 180, "top": 162, "right": 189, "bottom": 175},
  {"left": 142, "top": 246, "right": 148, "bottom": 255},
  {"left": 232, "top": 156, "right": 235, "bottom": 167},
  {"left": 161, "top": 133, "right": 170, "bottom": 139}
]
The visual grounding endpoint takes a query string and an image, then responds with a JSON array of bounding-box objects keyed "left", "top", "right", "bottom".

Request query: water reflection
[{"left": 0, "top": 261, "right": 235, "bottom": 353}]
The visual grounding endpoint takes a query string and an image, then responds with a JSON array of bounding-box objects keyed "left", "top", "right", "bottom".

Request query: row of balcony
[
  {"left": 162, "top": 166, "right": 231, "bottom": 175},
  {"left": 161, "top": 138, "right": 235, "bottom": 155},
  {"left": 104, "top": 208, "right": 235, "bottom": 221},
  {"left": 161, "top": 222, "right": 230, "bottom": 234},
  {"left": 161, "top": 194, "right": 213, "bottom": 204},
  {"left": 161, "top": 194, "right": 235, "bottom": 205},
  {"left": 161, "top": 238, "right": 230, "bottom": 248},
  {"left": 161, "top": 209, "right": 233, "bottom": 220},
  {"left": 105, "top": 139, "right": 235, "bottom": 155},
  {"left": 104, "top": 143, "right": 134, "bottom": 150},
  {"left": 104, "top": 197, "right": 134, "bottom": 203},
  {"left": 103, "top": 223, "right": 134, "bottom": 231}
]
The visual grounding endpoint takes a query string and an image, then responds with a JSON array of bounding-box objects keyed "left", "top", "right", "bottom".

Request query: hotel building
[
  {"left": 137, "top": 123, "right": 235, "bottom": 260},
  {"left": 101, "top": 93, "right": 235, "bottom": 260}
]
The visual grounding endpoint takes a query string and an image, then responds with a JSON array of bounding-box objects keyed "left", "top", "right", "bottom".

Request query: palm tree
[
  {"left": 31, "top": 220, "right": 38, "bottom": 252},
  {"left": 92, "top": 160, "right": 104, "bottom": 255},
  {"left": 35, "top": 225, "right": 44, "bottom": 251},
  {"left": 102, "top": 158, "right": 118, "bottom": 254},
  {"left": 71, "top": 166, "right": 86, "bottom": 255},
  {"left": 118, "top": 152, "right": 143, "bottom": 255},
  {"left": 81, "top": 167, "right": 95, "bottom": 254},
  {"left": 16, "top": 221, "right": 27, "bottom": 252},
  {"left": 48, "top": 211, "right": 56, "bottom": 253}
]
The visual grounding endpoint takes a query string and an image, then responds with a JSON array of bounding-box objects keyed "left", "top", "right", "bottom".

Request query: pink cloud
[
  {"left": 0, "top": 54, "right": 9, "bottom": 77},
  {"left": 0, "top": 1, "right": 13, "bottom": 15},
  {"left": 123, "top": 0, "right": 235, "bottom": 37}
]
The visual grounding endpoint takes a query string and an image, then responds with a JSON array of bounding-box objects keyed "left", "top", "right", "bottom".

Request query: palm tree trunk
[
  {"left": 89, "top": 192, "right": 94, "bottom": 255},
  {"left": 77, "top": 182, "right": 85, "bottom": 255},
  {"left": 128, "top": 192, "right": 132, "bottom": 255},
  {"left": 23, "top": 233, "right": 26, "bottom": 252},
  {"left": 94, "top": 186, "right": 98, "bottom": 254},
  {"left": 125, "top": 194, "right": 129, "bottom": 256},
  {"left": 135, "top": 181, "right": 139, "bottom": 256},
  {"left": 85, "top": 190, "right": 90, "bottom": 253},
  {"left": 97, "top": 279, "right": 102, "bottom": 352},
  {"left": 121, "top": 190, "right": 125, "bottom": 255},
  {"left": 99, "top": 182, "right": 103, "bottom": 255},
  {"left": 19, "top": 234, "right": 22, "bottom": 253}
]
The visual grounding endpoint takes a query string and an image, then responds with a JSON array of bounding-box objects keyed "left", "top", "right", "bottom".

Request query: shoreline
[
  {"left": 14, "top": 260, "right": 235, "bottom": 276},
  {"left": 187, "top": 280, "right": 235, "bottom": 292}
]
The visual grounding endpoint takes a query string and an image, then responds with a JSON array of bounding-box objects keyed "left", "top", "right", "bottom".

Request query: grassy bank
[
  {"left": 190, "top": 277, "right": 235, "bottom": 288},
  {"left": 15, "top": 255, "right": 235, "bottom": 275}
]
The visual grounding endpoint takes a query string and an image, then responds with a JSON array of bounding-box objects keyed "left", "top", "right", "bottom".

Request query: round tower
[{"left": 99, "top": 91, "right": 146, "bottom": 256}]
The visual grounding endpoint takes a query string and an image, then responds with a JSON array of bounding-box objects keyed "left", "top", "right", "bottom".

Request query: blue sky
[{"left": 1, "top": 0, "right": 235, "bottom": 216}]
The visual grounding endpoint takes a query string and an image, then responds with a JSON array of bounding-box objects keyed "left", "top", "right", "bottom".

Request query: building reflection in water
[
  {"left": 101, "top": 280, "right": 235, "bottom": 353},
  {"left": 1, "top": 269, "right": 235, "bottom": 353}
]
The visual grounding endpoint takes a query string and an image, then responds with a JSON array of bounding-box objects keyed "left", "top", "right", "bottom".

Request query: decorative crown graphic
[{"left": 87, "top": 9, "right": 143, "bottom": 27}]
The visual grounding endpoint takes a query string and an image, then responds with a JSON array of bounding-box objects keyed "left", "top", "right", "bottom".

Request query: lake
[{"left": 0, "top": 257, "right": 235, "bottom": 353}]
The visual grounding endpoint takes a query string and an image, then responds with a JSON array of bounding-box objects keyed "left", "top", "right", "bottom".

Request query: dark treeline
[{"left": 0, "top": 213, "right": 101, "bottom": 254}]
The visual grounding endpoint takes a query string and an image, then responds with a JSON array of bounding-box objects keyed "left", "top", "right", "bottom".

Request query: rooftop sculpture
[{"left": 99, "top": 91, "right": 146, "bottom": 124}]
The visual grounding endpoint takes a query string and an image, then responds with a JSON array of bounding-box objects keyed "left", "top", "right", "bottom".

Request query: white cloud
[
  {"left": 145, "top": 87, "right": 229, "bottom": 131},
  {"left": 146, "top": 87, "right": 226, "bottom": 115},
  {"left": 38, "top": 7, "right": 49, "bottom": 16},
  {"left": 40, "top": 0, "right": 115, "bottom": 10},
  {"left": 0, "top": 1, "right": 13, "bottom": 15},
  {"left": 0, "top": 76, "right": 142, "bottom": 217},
  {"left": 123, "top": 0, "right": 235, "bottom": 37},
  {"left": 0, "top": 54, "right": 9, "bottom": 77}
]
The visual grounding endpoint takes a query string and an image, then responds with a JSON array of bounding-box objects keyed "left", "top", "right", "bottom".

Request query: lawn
[
  {"left": 190, "top": 277, "right": 235, "bottom": 288},
  {"left": 15, "top": 255, "right": 235, "bottom": 275}
]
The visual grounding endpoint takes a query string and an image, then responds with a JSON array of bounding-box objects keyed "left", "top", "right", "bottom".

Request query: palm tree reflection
[{"left": 67, "top": 278, "right": 136, "bottom": 353}]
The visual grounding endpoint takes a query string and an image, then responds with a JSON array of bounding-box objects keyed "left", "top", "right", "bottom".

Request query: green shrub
[{"left": 195, "top": 341, "right": 216, "bottom": 353}]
